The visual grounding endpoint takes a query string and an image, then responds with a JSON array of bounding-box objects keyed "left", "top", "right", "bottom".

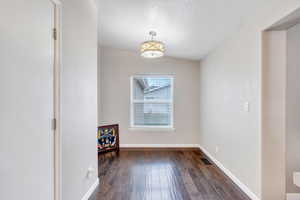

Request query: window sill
[{"left": 129, "top": 127, "right": 175, "bottom": 132}]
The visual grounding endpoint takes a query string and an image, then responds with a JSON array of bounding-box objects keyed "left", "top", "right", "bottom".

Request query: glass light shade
[{"left": 140, "top": 40, "right": 165, "bottom": 58}]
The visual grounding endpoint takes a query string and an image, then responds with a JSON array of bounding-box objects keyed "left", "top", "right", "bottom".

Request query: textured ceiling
[{"left": 98, "top": 0, "right": 260, "bottom": 60}]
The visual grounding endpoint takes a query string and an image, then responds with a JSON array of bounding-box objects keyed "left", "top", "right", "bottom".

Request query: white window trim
[{"left": 130, "top": 75, "right": 174, "bottom": 130}]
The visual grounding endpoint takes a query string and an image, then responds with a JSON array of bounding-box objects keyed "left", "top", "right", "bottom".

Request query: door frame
[
  {"left": 51, "top": 0, "right": 62, "bottom": 200},
  {"left": 261, "top": 6, "right": 300, "bottom": 200}
]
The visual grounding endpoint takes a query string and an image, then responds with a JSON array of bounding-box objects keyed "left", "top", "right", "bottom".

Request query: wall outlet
[
  {"left": 86, "top": 166, "right": 95, "bottom": 179},
  {"left": 243, "top": 102, "right": 250, "bottom": 112},
  {"left": 215, "top": 146, "right": 219, "bottom": 154}
]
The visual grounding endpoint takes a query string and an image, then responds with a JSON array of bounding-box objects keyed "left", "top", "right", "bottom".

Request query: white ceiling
[{"left": 98, "top": 0, "right": 260, "bottom": 60}]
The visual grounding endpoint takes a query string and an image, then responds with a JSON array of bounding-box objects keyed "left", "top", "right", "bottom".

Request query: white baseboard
[
  {"left": 120, "top": 144, "right": 199, "bottom": 148},
  {"left": 81, "top": 178, "right": 99, "bottom": 200},
  {"left": 198, "top": 145, "right": 260, "bottom": 200},
  {"left": 287, "top": 193, "right": 300, "bottom": 200}
]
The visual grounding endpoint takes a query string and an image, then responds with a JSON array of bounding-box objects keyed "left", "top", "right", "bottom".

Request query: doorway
[{"left": 261, "top": 8, "right": 300, "bottom": 200}]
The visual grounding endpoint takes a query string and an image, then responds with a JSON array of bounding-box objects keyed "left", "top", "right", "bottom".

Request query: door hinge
[
  {"left": 53, "top": 28, "right": 57, "bottom": 40},
  {"left": 52, "top": 118, "right": 57, "bottom": 131}
]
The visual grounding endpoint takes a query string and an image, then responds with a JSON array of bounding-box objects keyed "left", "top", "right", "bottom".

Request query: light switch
[{"left": 293, "top": 172, "right": 300, "bottom": 187}]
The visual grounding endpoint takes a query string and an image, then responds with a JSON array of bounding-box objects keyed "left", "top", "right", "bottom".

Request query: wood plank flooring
[{"left": 89, "top": 150, "right": 250, "bottom": 200}]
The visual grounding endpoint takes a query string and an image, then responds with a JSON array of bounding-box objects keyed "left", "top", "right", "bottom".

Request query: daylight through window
[{"left": 130, "top": 76, "right": 174, "bottom": 128}]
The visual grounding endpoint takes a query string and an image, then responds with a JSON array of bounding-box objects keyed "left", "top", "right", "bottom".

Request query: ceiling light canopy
[{"left": 140, "top": 31, "right": 165, "bottom": 58}]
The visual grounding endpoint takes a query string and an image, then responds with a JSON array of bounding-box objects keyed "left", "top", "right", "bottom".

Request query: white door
[{"left": 0, "top": 1, "right": 56, "bottom": 200}]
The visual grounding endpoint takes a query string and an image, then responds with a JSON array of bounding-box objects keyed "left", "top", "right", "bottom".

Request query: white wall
[
  {"left": 99, "top": 47, "right": 200, "bottom": 146},
  {"left": 286, "top": 23, "right": 300, "bottom": 193},
  {"left": 199, "top": 0, "right": 300, "bottom": 199},
  {"left": 61, "top": 0, "right": 98, "bottom": 200}
]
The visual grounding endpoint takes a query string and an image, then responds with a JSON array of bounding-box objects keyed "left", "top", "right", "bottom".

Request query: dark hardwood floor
[{"left": 89, "top": 149, "right": 250, "bottom": 200}]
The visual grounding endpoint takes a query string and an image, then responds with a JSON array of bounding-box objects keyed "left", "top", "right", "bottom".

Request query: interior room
[
  {"left": 286, "top": 22, "right": 300, "bottom": 198},
  {"left": 1, "top": 0, "right": 300, "bottom": 200}
]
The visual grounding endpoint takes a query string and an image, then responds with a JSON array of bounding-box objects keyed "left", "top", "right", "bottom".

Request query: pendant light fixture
[{"left": 140, "top": 31, "right": 165, "bottom": 58}]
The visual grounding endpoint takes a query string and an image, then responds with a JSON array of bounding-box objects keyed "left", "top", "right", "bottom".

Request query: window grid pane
[
  {"left": 133, "top": 103, "right": 171, "bottom": 126},
  {"left": 131, "top": 76, "right": 173, "bottom": 128},
  {"left": 133, "top": 77, "right": 172, "bottom": 101}
]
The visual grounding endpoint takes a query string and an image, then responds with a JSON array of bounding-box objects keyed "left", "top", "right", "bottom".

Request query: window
[{"left": 130, "top": 75, "right": 174, "bottom": 129}]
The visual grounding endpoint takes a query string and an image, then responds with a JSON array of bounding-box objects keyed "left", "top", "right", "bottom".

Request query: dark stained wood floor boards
[{"left": 89, "top": 150, "right": 250, "bottom": 200}]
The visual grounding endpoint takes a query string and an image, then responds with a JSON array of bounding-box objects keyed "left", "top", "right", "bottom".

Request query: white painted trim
[
  {"left": 198, "top": 145, "right": 260, "bottom": 200},
  {"left": 120, "top": 144, "right": 199, "bottom": 148},
  {"left": 81, "top": 178, "right": 99, "bottom": 200},
  {"left": 52, "top": 2, "right": 62, "bottom": 200},
  {"left": 287, "top": 193, "right": 300, "bottom": 200},
  {"left": 129, "top": 127, "right": 175, "bottom": 132},
  {"left": 51, "top": 0, "right": 62, "bottom": 5}
]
